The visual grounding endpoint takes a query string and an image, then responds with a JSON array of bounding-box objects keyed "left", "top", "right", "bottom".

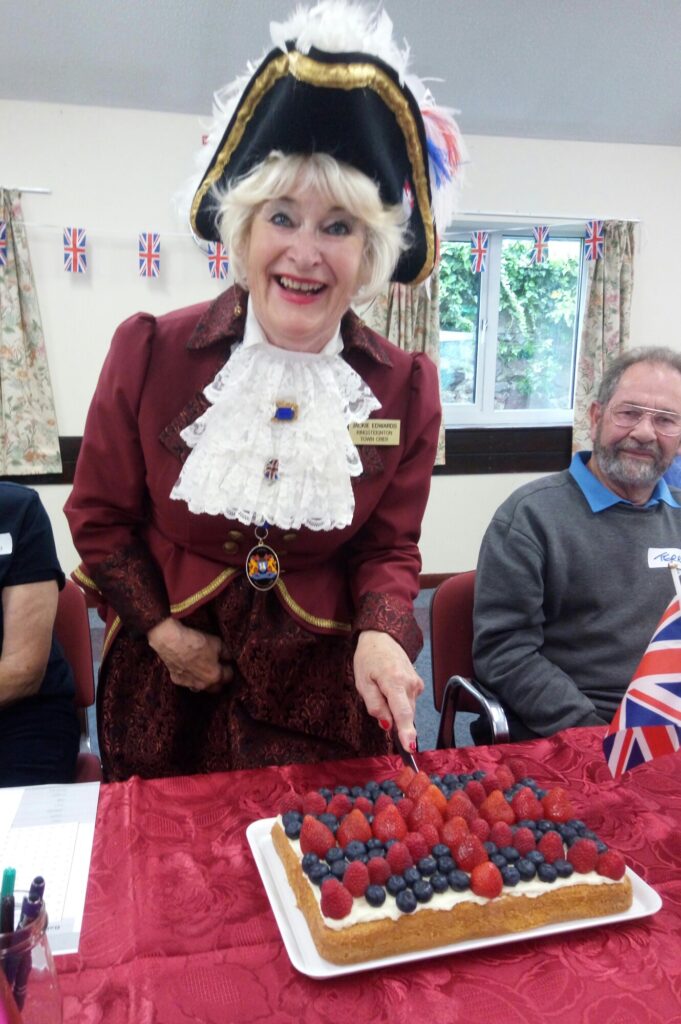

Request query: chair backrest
[
  {"left": 429, "top": 570, "right": 476, "bottom": 712},
  {"left": 54, "top": 580, "right": 95, "bottom": 710}
]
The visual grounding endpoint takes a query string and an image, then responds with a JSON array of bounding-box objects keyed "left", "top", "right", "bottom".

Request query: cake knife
[{"left": 392, "top": 728, "right": 418, "bottom": 773}]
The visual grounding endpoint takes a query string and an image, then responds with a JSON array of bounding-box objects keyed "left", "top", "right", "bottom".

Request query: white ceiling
[{"left": 2, "top": 0, "right": 680, "bottom": 146}]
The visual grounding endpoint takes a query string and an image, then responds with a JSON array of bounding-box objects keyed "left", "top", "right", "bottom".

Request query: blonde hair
[{"left": 216, "top": 152, "right": 409, "bottom": 303}]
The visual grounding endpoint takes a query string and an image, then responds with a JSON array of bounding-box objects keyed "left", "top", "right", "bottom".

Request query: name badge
[
  {"left": 349, "top": 420, "right": 400, "bottom": 446},
  {"left": 648, "top": 547, "right": 681, "bottom": 568},
  {"left": 0, "top": 533, "right": 13, "bottom": 555}
]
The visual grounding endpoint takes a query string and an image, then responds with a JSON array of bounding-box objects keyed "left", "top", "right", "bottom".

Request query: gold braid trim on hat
[{"left": 190, "top": 51, "right": 434, "bottom": 284}]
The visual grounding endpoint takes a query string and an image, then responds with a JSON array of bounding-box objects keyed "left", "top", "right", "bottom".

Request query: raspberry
[
  {"left": 495, "top": 765, "right": 516, "bottom": 790},
  {"left": 470, "top": 861, "right": 503, "bottom": 899},
  {"left": 538, "top": 831, "right": 565, "bottom": 865},
  {"left": 326, "top": 794, "right": 353, "bottom": 819},
  {"left": 489, "top": 821, "right": 514, "bottom": 848},
  {"left": 513, "top": 826, "right": 536, "bottom": 856},
  {"left": 453, "top": 834, "right": 489, "bottom": 872},
  {"left": 368, "top": 857, "right": 392, "bottom": 886},
  {"left": 337, "top": 808, "right": 372, "bottom": 848},
  {"left": 445, "top": 792, "right": 477, "bottom": 824},
  {"left": 408, "top": 798, "right": 444, "bottom": 832},
  {"left": 406, "top": 771, "right": 432, "bottom": 802},
  {"left": 279, "top": 792, "right": 304, "bottom": 815},
  {"left": 372, "top": 804, "right": 407, "bottom": 843},
  {"left": 464, "top": 780, "right": 487, "bottom": 807},
  {"left": 343, "top": 860, "right": 370, "bottom": 897},
  {"left": 567, "top": 838, "right": 599, "bottom": 874},
  {"left": 395, "top": 766, "right": 416, "bottom": 793},
  {"left": 479, "top": 790, "right": 515, "bottom": 826},
  {"left": 596, "top": 850, "right": 626, "bottom": 881},
  {"left": 395, "top": 797, "right": 414, "bottom": 821},
  {"left": 470, "top": 817, "right": 491, "bottom": 842},
  {"left": 386, "top": 840, "right": 413, "bottom": 875},
  {"left": 481, "top": 773, "right": 502, "bottom": 795},
  {"left": 542, "top": 787, "right": 576, "bottom": 824},
  {"left": 373, "top": 793, "right": 395, "bottom": 814},
  {"left": 419, "top": 823, "right": 440, "bottom": 849},
  {"left": 422, "top": 784, "right": 447, "bottom": 814},
  {"left": 299, "top": 816, "right": 337, "bottom": 858},
  {"left": 511, "top": 787, "right": 544, "bottom": 821},
  {"left": 354, "top": 796, "right": 374, "bottom": 816},
  {"left": 302, "top": 790, "right": 327, "bottom": 815},
  {"left": 441, "top": 816, "right": 470, "bottom": 851},
  {"left": 320, "top": 878, "right": 353, "bottom": 919},
  {"left": 404, "top": 831, "right": 429, "bottom": 861}
]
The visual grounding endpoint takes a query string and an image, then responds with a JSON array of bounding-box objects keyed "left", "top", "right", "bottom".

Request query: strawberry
[
  {"left": 419, "top": 823, "right": 440, "bottom": 850},
  {"left": 395, "top": 797, "right": 414, "bottom": 821},
  {"left": 470, "top": 817, "right": 491, "bottom": 842},
  {"left": 481, "top": 773, "right": 502, "bottom": 795},
  {"left": 542, "top": 787, "right": 576, "bottom": 824},
  {"left": 422, "top": 784, "right": 448, "bottom": 814},
  {"left": 453, "top": 834, "right": 489, "bottom": 872},
  {"left": 326, "top": 793, "right": 353, "bottom": 819},
  {"left": 367, "top": 857, "right": 392, "bottom": 886},
  {"left": 343, "top": 860, "right": 370, "bottom": 897},
  {"left": 406, "top": 771, "right": 432, "bottom": 802},
  {"left": 470, "top": 861, "right": 503, "bottom": 899},
  {"left": 408, "top": 798, "right": 444, "bottom": 832},
  {"left": 404, "top": 831, "right": 429, "bottom": 861},
  {"left": 302, "top": 790, "right": 327, "bottom": 815},
  {"left": 495, "top": 764, "right": 516, "bottom": 790},
  {"left": 372, "top": 803, "right": 408, "bottom": 843},
  {"left": 445, "top": 792, "right": 477, "bottom": 824},
  {"left": 441, "top": 816, "right": 470, "bottom": 851},
  {"left": 386, "top": 840, "right": 413, "bottom": 875},
  {"left": 279, "top": 792, "right": 304, "bottom": 815},
  {"left": 336, "top": 808, "right": 372, "bottom": 848},
  {"left": 489, "top": 821, "right": 514, "bottom": 848},
  {"left": 596, "top": 850, "right": 626, "bottom": 881},
  {"left": 464, "top": 780, "right": 487, "bottom": 807},
  {"left": 537, "top": 831, "right": 565, "bottom": 865},
  {"left": 320, "top": 878, "right": 353, "bottom": 919},
  {"left": 567, "top": 838, "right": 599, "bottom": 874},
  {"left": 512, "top": 826, "right": 536, "bottom": 856},
  {"left": 479, "top": 790, "right": 515, "bottom": 826},
  {"left": 299, "top": 816, "right": 336, "bottom": 858},
  {"left": 374, "top": 793, "right": 396, "bottom": 814},
  {"left": 511, "top": 787, "right": 544, "bottom": 822},
  {"left": 395, "top": 765, "right": 416, "bottom": 793},
  {"left": 354, "top": 796, "right": 374, "bottom": 816}
]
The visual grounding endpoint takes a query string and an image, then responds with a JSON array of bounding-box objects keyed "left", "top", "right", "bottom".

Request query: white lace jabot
[{"left": 170, "top": 306, "right": 381, "bottom": 531}]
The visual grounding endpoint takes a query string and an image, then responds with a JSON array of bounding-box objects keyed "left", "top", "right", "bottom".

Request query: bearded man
[{"left": 472, "top": 347, "right": 681, "bottom": 741}]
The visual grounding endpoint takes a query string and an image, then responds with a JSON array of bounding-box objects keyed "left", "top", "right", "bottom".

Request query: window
[{"left": 439, "top": 230, "right": 588, "bottom": 428}]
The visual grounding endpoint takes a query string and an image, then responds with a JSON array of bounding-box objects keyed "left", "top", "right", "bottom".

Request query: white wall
[{"left": 2, "top": 99, "right": 681, "bottom": 574}]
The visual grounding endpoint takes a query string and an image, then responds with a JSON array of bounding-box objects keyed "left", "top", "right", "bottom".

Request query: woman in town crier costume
[{"left": 65, "top": 1, "right": 463, "bottom": 781}]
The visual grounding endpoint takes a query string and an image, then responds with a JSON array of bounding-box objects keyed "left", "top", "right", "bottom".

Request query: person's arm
[
  {"left": 348, "top": 352, "right": 440, "bottom": 750},
  {"left": 0, "top": 581, "right": 58, "bottom": 706},
  {"left": 473, "top": 514, "right": 605, "bottom": 736}
]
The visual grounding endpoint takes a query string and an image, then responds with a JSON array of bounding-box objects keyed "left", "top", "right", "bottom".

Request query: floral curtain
[
  {"left": 572, "top": 221, "right": 636, "bottom": 451},
  {"left": 0, "top": 189, "right": 61, "bottom": 474},
  {"left": 355, "top": 266, "right": 445, "bottom": 463}
]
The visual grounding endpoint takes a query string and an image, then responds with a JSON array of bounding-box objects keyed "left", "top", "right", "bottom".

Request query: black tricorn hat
[{"left": 190, "top": 11, "right": 462, "bottom": 286}]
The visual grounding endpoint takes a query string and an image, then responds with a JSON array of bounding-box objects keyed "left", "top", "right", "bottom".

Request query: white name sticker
[
  {"left": 648, "top": 547, "right": 681, "bottom": 568},
  {"left": 0, "top": 533, "right": 13, "bottom": 555}
]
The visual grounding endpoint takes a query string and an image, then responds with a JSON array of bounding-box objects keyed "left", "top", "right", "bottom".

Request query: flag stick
[{"left": 670, "top": 563, "right": 681, "bottom": 603}]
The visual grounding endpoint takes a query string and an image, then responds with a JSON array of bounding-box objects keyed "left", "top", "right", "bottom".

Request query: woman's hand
[
  {"left": 147, "top": 617, "right": 233, "bottom": 694},
  {"left": 353, "top": 630, "right": 423, "bottom": 753}
]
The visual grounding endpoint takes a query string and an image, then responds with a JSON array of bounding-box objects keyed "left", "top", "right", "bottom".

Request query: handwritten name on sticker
[
  {"left": 0, "top": 534, "right": 13, "bottom": 556},
  {"left": 349, "top": 420, "right": 400, "bottom": 446},
  {"left": 648, "top": 548, "right": 681, "bottom": 567}
]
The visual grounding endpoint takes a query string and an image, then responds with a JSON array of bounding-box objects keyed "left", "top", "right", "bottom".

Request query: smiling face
[
  {"left": 244, "top": 182, "right": 367, "bottom": 353},
  {"left": 589, "top": 361, "right": 681, "bottom": 503}
]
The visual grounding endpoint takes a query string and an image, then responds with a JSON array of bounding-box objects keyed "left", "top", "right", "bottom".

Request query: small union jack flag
[
  {"left": 138, "top": 232, "right": 160, "bottom": 278},
  {"left": 603, "top": 594, "right": 681, "bottom": 777},
  {"left": 63, "top": 227, "right": 87, "bottom": 273},
  {"left": 264, "top": 458, "right": 280, "bottom": 482},
  {"left": 207, "top": 242, "right": 229, "bottom": 280},
  {"left": 0, "top": 221, "right": 7, "bottom": 268},
  {"left": 530, "top": 225, "right": 550, "bottom": 265},
  {"left": 470, "top": 231, "right": 489, "bottom": 274},
  {"left": 584, "top": 220, "right": 604, "bottom": 261}
]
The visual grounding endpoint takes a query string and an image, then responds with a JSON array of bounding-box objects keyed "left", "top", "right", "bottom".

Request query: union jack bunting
[
  {"left": 138, "top": 232, "right": 160, "bottom": 278},
  {"left": 63, "top": 227, "right": 87, "bottom": 273},
  {"left": 603, "top": 596, "right": 681, "bottom": 777},
  {"left": 530, "top": 225, "right": 550, "bottom": 265},
  {"left": 584, "top": 220, "right": 604, "bottom": 261},
  {"left": 470, "top": 231, "right": 489, "bottom": 274},
  {"left": 207, "top": 241, "right": 229, "bottom": 280},
  {"left": 0, "top": 221, "right": 7, "bottom": 268}
]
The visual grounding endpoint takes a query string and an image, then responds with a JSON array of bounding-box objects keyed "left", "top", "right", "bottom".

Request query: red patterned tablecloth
[{"left": 56, "top": 728, "right": 681, "bottom": 1024}]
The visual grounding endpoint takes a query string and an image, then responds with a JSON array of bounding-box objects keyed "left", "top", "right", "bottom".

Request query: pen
[
  {"left": 0, "top": 869, "right": 16, "bottom": 936},
  {"left": 12, "top": 896, "right": 43, "bottom": 1011},
  {"left": 28, "top": 876, "right": 45, "bottom": 904}
]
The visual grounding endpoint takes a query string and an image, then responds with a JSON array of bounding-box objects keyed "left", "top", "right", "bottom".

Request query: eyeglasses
[{"left": 609, "top": 403, "right": 681, "bottom": 437}]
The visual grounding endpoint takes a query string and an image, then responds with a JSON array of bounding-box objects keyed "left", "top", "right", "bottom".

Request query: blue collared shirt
[{"left": 569, "top": 451, "right": 681, "bottom": 512}]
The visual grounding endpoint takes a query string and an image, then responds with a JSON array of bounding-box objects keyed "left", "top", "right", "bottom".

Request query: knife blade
[{"left": 392, "top": 727, "right": 418, "bottom": 773}]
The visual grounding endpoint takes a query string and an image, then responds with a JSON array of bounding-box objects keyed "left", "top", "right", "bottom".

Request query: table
[{"left": 56, "top": 728, "right": 681, "bottom": 1023}]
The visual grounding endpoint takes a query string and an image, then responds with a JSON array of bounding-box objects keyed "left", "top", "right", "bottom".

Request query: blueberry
[
  {"left": 344, "top": 841, "right": 367, "bottom": 861},
  {"left": 459, "top": 773, "right": 473, "bottom": 785},
  {"left": 330, "top": 860, "right": 346, "bottom": 880},
  {"left": 318, "top": 813, "right": 338, "bottom": 832},
  {"left": 491, "top": 853, "right": 507, "bottom": 869},
  {"left": 596, "top": 840, "right": 608, "bottom": 854},
  {"left": 499, "top": 846, "right": 520, "bottom": 862},
  {"left": 413, "top": 880, "right": 434, "bottom": 903},
  {"left": 436, "top": 855, "right": 455, "bottom": 874},
  {"left": 308, "top": 863, "right": 331, "bottom": 885},
  {"left": 350, "top": 786, "right": 364, "bottom": 798},
  {"left": 403, "top": 866, "right": 421, "bottom": 887},
  {"left": 447, "top": 869, "right": 470, "bottom": 892},
  {"left": 472, "top": 770, "right": 486, "bottom": 781},
  {"left": 526, "top": 850, "right": 545, "bottom": 865},
  {"left": 535, "top": 789, "right": 547, "bottom": 799},
  {"left": 418, "top": 856, "right": 437, "bottom": 877},
  {"left": 365, "top": 884, "right": 386, "bottom": 908},
  {"left": 282, "top": 811, "right": 303, "bottom": 827},
  {"left": 396, "top": 889, "right": 418, "bottom": 914},
  {"left": 365, "top": 781, "right": 381, "bottom": 797},
  {"left": 554, "top": 858, "right": 574, "bottom": 879},
  {"left": 516, "top": 819, "right": 536, "bottom": 830},
  {"left": 366, "top": 838, "right": 384, "bottom": 850},
  {"left": 284, "top": 819, "right": 302, "bottom": 840},
  {"left": 325, "top": 847, "right": 344, "bottom": 863},
  {"left": 367, "top": 848, "right": 387, "bottom": 861},
  {"left": 432, "top": 843, "right": 450, "bottom": 859},
  {"left": 568, "top": 819, "right": 587, "bottom": 833},
  {"left": 537, "top": 863, "right": 558, "bottom": 883},
  {"left": 430, "top": 872, "right": 449, "bottom": 894},
  {"left": 301, "top": 853, "right": 319, "bottom": 874},
  {"left": 387, "top": 874, "right": 407, "bottom": 896},
  {"left": 443, "top": 773, "right": 459, "bottom": 787},
  {"left": 483, "top": 841, "right": 498, "bottom": 855},
  {"left": 516, "top": 858, "right": 537, "bottom": 881},
  {"left": 384, "top": 839, "right": 397, "bottom": 849},
  {"left": 557, "top": 824, "right": 578, "bottom": 844},
  {"left": 334, "top": 785, "right": 351, "bottom": 796},
  {"left": 430, "top": 774, "right": 443, "bottom": 786},
  {"left": 318, "top": 787, "right": 333, "bottom": 802},
  {"left": 501, "top": 865, "right": 521, "bottom": 887},
  {"left": 582, "top": 829, "right": 599, "bottom": 842},
  {"left": 536, "top": 819, "right": 554, "bottom": 832}
]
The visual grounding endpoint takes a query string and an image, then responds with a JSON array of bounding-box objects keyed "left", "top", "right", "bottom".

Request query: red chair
[
  {"left": 54, "top": 580, "right": 103, "bottom": 782},
  {"left": 429, "top": 570, "right": 509, "bottom": 748}
]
